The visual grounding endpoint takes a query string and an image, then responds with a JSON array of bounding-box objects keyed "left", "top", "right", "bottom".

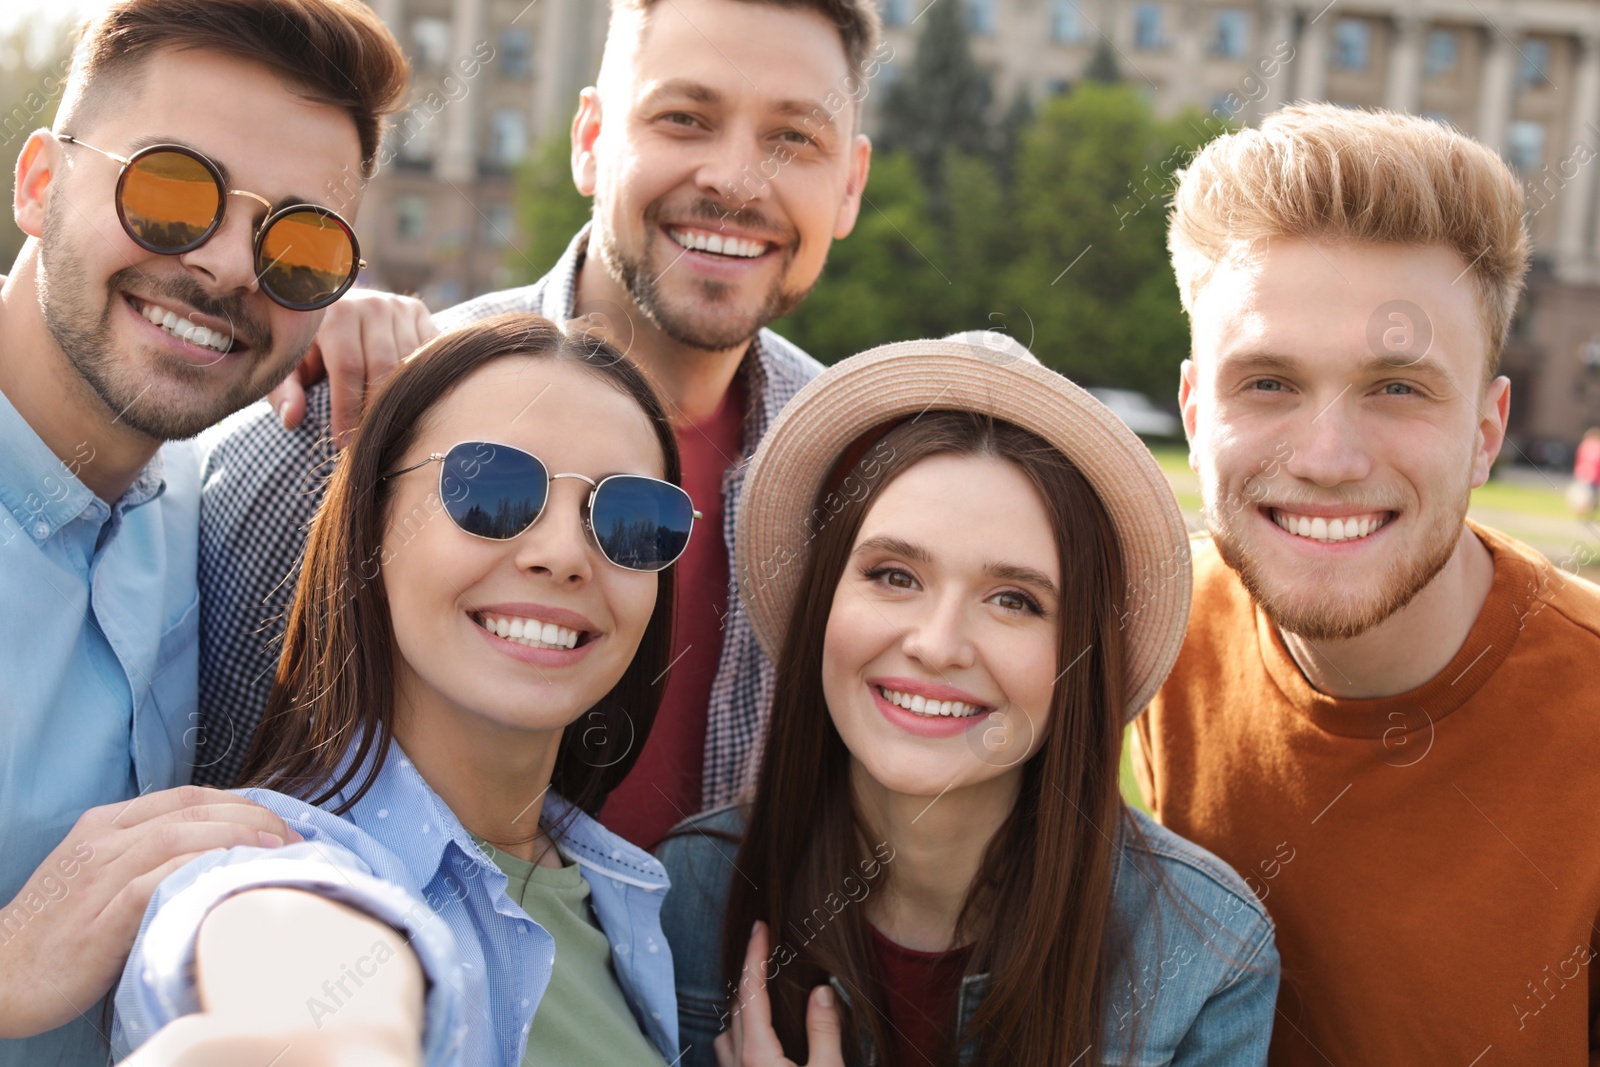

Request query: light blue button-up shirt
[
  {"left": 112, "top": 741, "right": 681, "bottom": 1066},
  {"left": 0, "top": 386, "right": 200, "bottom": 1067}
]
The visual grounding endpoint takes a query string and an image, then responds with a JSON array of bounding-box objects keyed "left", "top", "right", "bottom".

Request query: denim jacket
[
  {"left": 112, "top": 740, "right": 679, "bottom": 1065},
  {"left": 656, "top": 804, "right": 1277, "bottom": 1066}
]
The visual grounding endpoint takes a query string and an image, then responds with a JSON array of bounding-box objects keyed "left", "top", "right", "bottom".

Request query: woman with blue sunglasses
[{"left": 111, "top": 314, "right": 697, "bottom": 1066}]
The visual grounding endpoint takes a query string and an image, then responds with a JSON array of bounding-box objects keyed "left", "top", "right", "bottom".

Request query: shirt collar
[
  {"left": 335, "top": 737, "right": 669, "bottom": 894},
  {"left": 0, "top": 387, "right": 169, "bottom": 535}
]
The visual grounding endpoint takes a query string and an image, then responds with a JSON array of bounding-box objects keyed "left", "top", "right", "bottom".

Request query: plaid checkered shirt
[{"left": 193, "top": 224, "right": 823, "bottom": 812}]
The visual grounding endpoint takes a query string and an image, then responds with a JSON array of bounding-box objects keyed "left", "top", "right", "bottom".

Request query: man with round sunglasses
[
  {"left": 0, "top": 1, "right": 413, "bottom": 1062},
  {"left": 197, "top": 0, "right": 883, "bottom": 852}
]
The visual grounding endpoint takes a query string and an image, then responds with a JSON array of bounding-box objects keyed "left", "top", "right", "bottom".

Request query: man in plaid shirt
[{"left": 195, "top": 0, "right": 884, "bottom": 847}]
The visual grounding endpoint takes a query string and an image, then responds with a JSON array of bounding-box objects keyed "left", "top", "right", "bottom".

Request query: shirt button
[
  {"left": 521, "top": 999, "right": 530, "bottom": 1009},
  {"left": 615, "top": 943, "right": 630, "bottom": 955},
  {"left": 32, "top": 521, "right": 49, "bottom": 539}
]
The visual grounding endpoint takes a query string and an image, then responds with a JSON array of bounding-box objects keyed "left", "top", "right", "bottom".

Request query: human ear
[
  {"left": 571, "top": 88, "right": 602, "bottom": 197},
  {"left": 832, "top": 133, "right": 871, "bottom": 240},
  {"left": 13, "top": 130, "right": 55, "bottom": 239}
]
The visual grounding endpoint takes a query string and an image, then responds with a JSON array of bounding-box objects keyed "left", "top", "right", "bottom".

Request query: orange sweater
[{"left": 1135, "top": 522, "right": 1600, "bottom": 1066}]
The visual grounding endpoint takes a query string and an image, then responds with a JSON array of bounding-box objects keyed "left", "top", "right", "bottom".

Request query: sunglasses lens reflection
[
  {"left": 591, "top": 476, "right": 695, "bottom": 571},
  {"left": 121, "top": 150, "right": 220, "bottom": 250},
  {"left": 258, "top": 208, "right": 358, "bottom": 310},
  {"left": 441, "top": 443, "right": 548, "bottom": 540}
]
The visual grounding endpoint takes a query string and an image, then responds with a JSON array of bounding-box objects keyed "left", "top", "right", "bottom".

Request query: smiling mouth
[
  {"left": 473, "top": 612, "right": 591, "bottom": 651},
  {"left": 128, "top": 295, "right": 235, "bottom": 354},
  {"left": 667, "top": 225, "right": 771, "bottom": 259},
  {"left": 1268, "top": 508, "right": 1394, "bottom": 545},
  {"left": 875, "top": 685, "right": 988, "bottom": 719}
]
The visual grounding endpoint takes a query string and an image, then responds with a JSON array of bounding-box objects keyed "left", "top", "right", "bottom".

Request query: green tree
[
  {"left": 876, "top": 0, "right": 994, "bottom": 198},
  {"left": 507, "top": 134, "right": 591, "bottom": 285},
  {"left": 0, "top": 17, "right": 74, "bottom": 269},
  {"left": 1085, "top": 37, "right": 1122, "bottom": 84},
  {"left": 1002, "top": 85, "right": 1221, "bottom": 399}
]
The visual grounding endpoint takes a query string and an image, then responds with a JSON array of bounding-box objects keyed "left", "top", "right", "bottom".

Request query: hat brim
[{"left": 735, "top": 338, "right": 1192, "bottom": 723}]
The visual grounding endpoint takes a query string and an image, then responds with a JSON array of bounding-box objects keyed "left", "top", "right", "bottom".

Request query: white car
[{"left": 1088, "top": 388, "right": 1182, "bottom": 438}]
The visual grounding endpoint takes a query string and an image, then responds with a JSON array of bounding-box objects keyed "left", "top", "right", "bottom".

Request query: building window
[
  {"left": 396, "top": 196, "right": 428, "bottom": 242},
  {"left": 500, "top": 29, "right": 532, "bottom": 79},
  {"left": 1051, "top": 0, "right": 1087, "bottom": 45},
  {"left": 1518, "top": 39, "right": 1551, "bottom": 89},
  {"left": 1211, "top": 91, "right": 1241, "bottom": 119},
  {"left": 489, "top": 109, "right": 529, "bottom": 167},
  {"left": 1423, "top": 29, "right": 1458, "bottom": 81},
  {"left": 1134, "top": 4, "right": 1165, "bottom": 51},
  {"left": 882, "top": 0, "right": 910, "bottom": 26},
  {"left": 965, "top": 0, "right": 996, "bottom": 35},
  {"left": 411, "top": 17, "right": 450, "bottom": 70},
  {"left": 1210, "top": 9, "right": 1250, "bottom": 59},
  {"left": 1047, "top": 78, "right": 1073, "bottom": 96},
  {"left": 480, "top": 202, "right": 516, "bottom": 246},
  {"left": 1506, "top": 119, "right": 1545, "bottom": 171},
  {"left": 1332, "top": 19, "right": 1370, "bottom": 71},
  {"left": 1421, "top": 110, "right": 1455, "bottom": 128}
]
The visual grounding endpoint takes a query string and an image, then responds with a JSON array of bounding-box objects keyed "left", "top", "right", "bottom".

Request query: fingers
[
  {"left": 267, "top": 375, "right": 307, "bottom": 432},
  {"left": 95, "top": 805, "right": 300, "bottom": 889},
  {"left": 735, "top": 921, "right": 791, "bottom": 1062},
  {"left": 91, "top": 785, "right": 272, "bottom": 831},
  {"left": 317, "top": 306, "right": 366, "bottom": 447},
  {"left": 803, "top": 985, "right": 845, "bottom": 1067},
  {"left": 714, "top": 1031, "right": 736, "bottom": 1067}
]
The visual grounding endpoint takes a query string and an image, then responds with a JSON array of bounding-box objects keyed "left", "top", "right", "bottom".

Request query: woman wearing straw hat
[{"left": 655, "top": 333, "right": 1279, "bottom": 1066}]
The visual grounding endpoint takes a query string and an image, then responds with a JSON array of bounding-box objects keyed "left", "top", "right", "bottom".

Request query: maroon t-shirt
[
  {"left": 599, "top": 379, "right": 744, "bottom": 849},
  {"left": 870, "top": 925, "right": 973, "bottom": 1067}
]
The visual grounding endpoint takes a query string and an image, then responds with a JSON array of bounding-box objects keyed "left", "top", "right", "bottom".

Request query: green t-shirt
[{"left": 477, "top": 838, "right": 667, "bottom": 1067}]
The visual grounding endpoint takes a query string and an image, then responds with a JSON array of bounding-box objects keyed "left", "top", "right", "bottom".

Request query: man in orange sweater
[{"left": 1135, "top": 103, "right": 1600, "bottom": 1065}]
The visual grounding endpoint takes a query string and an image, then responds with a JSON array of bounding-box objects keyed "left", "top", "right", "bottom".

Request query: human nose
[
  {"left": 900, "top": 590, "right": 976, "bottom": 673},
  {"left": 174, "top": 191, "right": 265, "bottom": 298},
  {"left": 1284, "top": 391, "right": 1372, "bottom": 488},
  {"left": 696, "top": 122, "right": 771, "bottom": 208},
  {"left": 513, "top": 478, "right": 595, "bottom": 584}
]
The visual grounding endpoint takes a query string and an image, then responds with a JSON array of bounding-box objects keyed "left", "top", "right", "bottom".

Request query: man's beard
[
  {"left": 595, "top": 199, "right": 812, "bottom": 352},
  {"left": 37, "top": 194, "right": 285, "bottom": 441},
  {"left": 1209, "top": 477, "right": 1470, "bottom": 642}
]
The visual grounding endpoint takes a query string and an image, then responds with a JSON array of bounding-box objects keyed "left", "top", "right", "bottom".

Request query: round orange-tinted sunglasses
[{"left": 57, "top": 133, "right": 364, "bottom": 311}]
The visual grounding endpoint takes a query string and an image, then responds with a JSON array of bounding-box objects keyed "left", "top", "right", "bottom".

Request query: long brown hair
[
  {"left": 722, "top": 411, "right": 1135, "bottom": 1065},
  {"left": 239, "top": 314, "right": 680, "bottom": 819}
]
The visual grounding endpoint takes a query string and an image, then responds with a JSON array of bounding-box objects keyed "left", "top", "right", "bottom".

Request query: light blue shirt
[
  {"left": 0, "top": 386, "right": 199, "bottom": 1067},
  {"left": 112, "top": 741, "right": 681, "bottom": 1065}
]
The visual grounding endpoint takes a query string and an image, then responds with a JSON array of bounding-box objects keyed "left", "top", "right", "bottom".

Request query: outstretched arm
[{"left": 121, "top": 889, "right": 424, "bottom": 1066}]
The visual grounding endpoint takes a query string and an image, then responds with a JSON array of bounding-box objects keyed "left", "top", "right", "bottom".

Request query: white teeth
[
  {"left": 138, "top": 298, "right": 233, "bottom": 353},
  {"left": 877, "top": 687, "right": 982, "bottom": 718},
  {"left": 1272, "top": 510, "right": 1388, "bottom": 544},
  {"left": 477, "top": 614, "right": 582, "bottom": 650},
  {"left": 669, "top": 228, "right": 766, "bottom": 258}
]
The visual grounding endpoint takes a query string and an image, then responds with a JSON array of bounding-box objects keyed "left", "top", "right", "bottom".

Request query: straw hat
[{"left": 735, "top": 331, "right": 1192, "bottom": 722}]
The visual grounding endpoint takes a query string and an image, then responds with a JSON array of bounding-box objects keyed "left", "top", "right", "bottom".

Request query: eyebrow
[
  {"left": 853, "top": 536, "right": 1060, "bottom": 600},
  {"left": 1217, "top": 349, "right": 1461, "bottom": 387},
  {"left": 640, "top": 79, "right": 839, "bottom": 138}
]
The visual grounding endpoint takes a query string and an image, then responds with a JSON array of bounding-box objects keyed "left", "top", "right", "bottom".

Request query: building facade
[{"left": 360, "top": 0, "right": 1600, "bottom": 449}]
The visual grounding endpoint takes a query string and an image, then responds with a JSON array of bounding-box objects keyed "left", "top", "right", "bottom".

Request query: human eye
[
  {"left": 1378, "top": 381, "right": 1416, "bottom": 396},
  {"left": 660, "top": 111, "right": 704, "bottom": 129},
  {"left": 862, "top": 565, "right": 918, "bottom": 591},
  {"left": 1248, "top": 378, "right": 1287, "bottom": 393},
  {"left": 778, "top": 128, "right": 816, "bottom": 146},
  {"left": 991, "top": 589, "right": 1045, "bottom": 616}
]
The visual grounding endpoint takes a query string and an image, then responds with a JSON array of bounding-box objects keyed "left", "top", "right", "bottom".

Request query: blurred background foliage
[{"left": 510, "top": 0, "right": 1226, "bottom": 400}]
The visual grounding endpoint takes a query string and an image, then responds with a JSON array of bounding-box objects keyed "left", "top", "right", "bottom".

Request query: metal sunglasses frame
[
  {"left": 56, "top": 132, "right": 365, "bottom": 311},
  {"left": 385, "top": 441, "right": 703, "bottom": 573}
]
